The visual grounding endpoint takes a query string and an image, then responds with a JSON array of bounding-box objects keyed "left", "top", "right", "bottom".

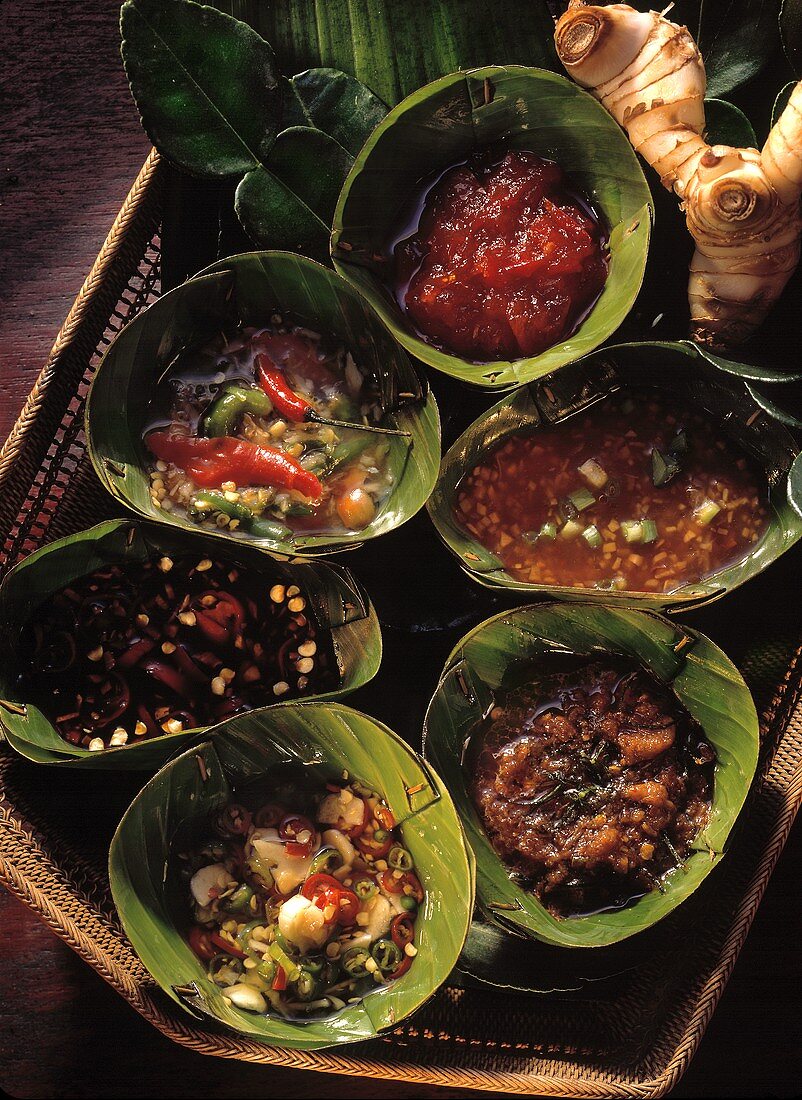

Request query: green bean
[
  {"left": 191, "top": 491, "right": 292, "bottom": 543},
  {"left": 329, "top": 436, "right": 372, "bottom": 473}
]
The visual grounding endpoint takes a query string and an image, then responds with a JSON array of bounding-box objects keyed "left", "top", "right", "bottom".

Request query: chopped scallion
[
  {"left": 581, "top": 524, "right": 602, "bottom": 548},
  {"left": 640, "top": 519, "right": 658, "bottom": 543},
  {"left": 567, "top": 487, "right": 596, "bottom": 512},
  {"left": 621, "top": 519, "right": 659, "bottom": 544},
  {"left": 694, "top": 499, "right": 721, "bottom": 525}
]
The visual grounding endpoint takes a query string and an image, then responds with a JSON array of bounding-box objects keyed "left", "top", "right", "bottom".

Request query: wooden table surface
[{"left": 1, "top": 2, "right": 801, "bottom": 1097}]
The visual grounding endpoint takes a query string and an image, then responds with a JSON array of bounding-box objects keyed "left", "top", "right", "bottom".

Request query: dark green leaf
[
  {"left": 746, "top": 380, "right": 802, "bottom": 427},
  {"left": 235, "top": 128, "right": 352, "bottom": 257},
  {"left": 120, "top": 0, "right": 283, "bottom": 177},
  {"left": 704, "top": 98, "right": 757, "bottom": 147},
  {"left": 287, "top": 68, "right": 388, "bottom": 155},
  {"left": 772, "top": 78, "right": 797, "bottom": 125},
  {"left": 698, "top": 0, "right": 782, "bottom": 98},
  {"left": 693, "top": 340, "right": 802, "bottom": 383},
  {"left": 788, "top": 451, "right": 802, "bottom": 518},
  {"left": 781, "top": 0, "right": 802, "bottom": 73},
  {"left": 231, "top": 0, "right": 559, "bottom": 107}
]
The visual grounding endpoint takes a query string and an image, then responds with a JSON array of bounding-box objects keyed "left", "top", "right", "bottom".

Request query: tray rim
[{"left": 1, "top": 149, "right": 801, "bottom": 1098}]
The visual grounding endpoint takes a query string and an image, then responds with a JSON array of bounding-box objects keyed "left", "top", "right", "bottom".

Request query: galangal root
[{"left": 554, "top": 1, "right": 802, "bottom": 349}]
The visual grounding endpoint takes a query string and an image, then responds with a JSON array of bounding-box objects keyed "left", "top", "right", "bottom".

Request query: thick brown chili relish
[
  {"left": 469, "top": 659, "right": 715, "bottom": 917},
  {"left": 19, "top": 555, "right": 335, "bottom": 751},
  {"left": 455, "top": 389, "right": 769, "bottom": 593}
]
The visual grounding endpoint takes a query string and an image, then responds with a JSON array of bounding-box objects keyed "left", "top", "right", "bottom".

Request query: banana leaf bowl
[
  {"left": 427, "top": 341, "right": 802, "bottom": 612},
  {"left": 86, "top": 251, "right": 441, "bottom": 557},
  {"left": 423, "top": 602, "right": 759, "bottom": 949},
  {"left": 331, "top": 65, "right": 652, "bottom": 391},
  {"left": 109, "top": 701, "right": 475, "bottom": 1050},
  {"left": 0, "top": 519, "right": 381, "bottom": 770}
]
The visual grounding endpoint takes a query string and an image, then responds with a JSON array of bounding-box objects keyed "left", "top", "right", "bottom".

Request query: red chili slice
[
  {"left": 300, "top": 873, "right": 358, "bottom": 926},
  {"left": 272, "top": 965, "right": 287, "bottom": 991},
  {"left": 390, "top": 914, "right": 415, "bottom": 948},
  {"left": 188, "top": 926, "right": 217, "bottom": 961},
  {"left": 355, "top": 832, "right": 393, "bottom": 859},
  {"left": 278, "top": 813, "right": 316, "bottom": 857},
  {"left": 335, "top": 887, "right": 359, "bottom": 927},
  {"left": 379, "top": 870, "right": 424, "bottom": 903},
  {"left": 388, "top": 954, "right": 413, "bottom": 980},
  {"left": 373, "top": 804, "right": 396, "bottom": 831},
  {"left": 210, "top": 931, "right": 247, "bottom": 959},
  {"left": 117, "top": 637, "right": 156, "bottom": 669},
  {"left": 141, "top": 659, "right": 192, "bottom": 698}
]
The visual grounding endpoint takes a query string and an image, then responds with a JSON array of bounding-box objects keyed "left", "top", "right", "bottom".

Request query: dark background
[{"left": 0, "top": 2, "right": 801, "bottom": 1097}]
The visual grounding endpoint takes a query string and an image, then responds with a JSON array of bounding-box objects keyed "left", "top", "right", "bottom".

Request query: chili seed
[
  {"left": 196, "top": 559, "right": 213, "bottom": 572},
  {"left": 220, "top": 667, "right": 236, "bottom": 683},
  {"left": 178, "top": 611, "right": 196, "bottom": 626},
  {"left": 134, "top": 720, "right": 147, "bottom": 736},
  {"left": 211, "top": 676, "right": 226, "bottom": 696},
  {"left": 88, "top": 738, "right": 105, "bottom": 752},
  {"left": 87, "top": 646, "right": 104, "bottom": 662},
  {"left": 158, "top": 557, "right": 173, "bottom": 572},
  {"left": 272, "top": 681, "right": 290, "bottom": 697},
  {"left": 296, "top": 657, "right": 314, "bottom": 674},
  {"left": 288, "top": 597, "right": 306, "bottom": 613},
  {"left": 269, "top": 585, "right": 285, "bottom": 603},
  {"left": 109, "top": 728, "right": 128, "bottom": 747},
  {"left": 297, "top": 641, "right": 317, "bottom": 657}
]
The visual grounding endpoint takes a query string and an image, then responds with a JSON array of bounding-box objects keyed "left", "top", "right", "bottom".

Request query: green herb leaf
[
  {"left": 120, "top": 0, "right": 283, "bottom": 176},
  {"left": 285, "top": 68, "right": 388, "bottom": 155},
  {"left": 703, "top": 98, "right": 757, "bottom": 148},
  {"left": 235, "top": 128, "right": 352, "bottom": 257},
  {"left": 651, "top": 446, "right": 681, "bottom": 488},
  {"left": 698, "top": 0, "right": 782, "bottom": 98}
]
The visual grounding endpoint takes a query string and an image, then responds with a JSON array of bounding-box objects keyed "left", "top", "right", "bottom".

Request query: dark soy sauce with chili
[
  {"left": 389, "top": 149, "right": 608, "bottom": 362},
  {"left": 468, "top": 657, "right": 716, "bottom": 917},
  {"left": 19, "top": 555, "right": 336, "bottom": 750}
]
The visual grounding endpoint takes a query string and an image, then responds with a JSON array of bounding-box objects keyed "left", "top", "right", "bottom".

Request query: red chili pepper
[
  {"left": 210, "top": 931, "right": 247, "bottom": 959},
  {"left": 214, "top": 803, "right": 252, "bottom": 836},
  {"left": 373, "top": 804, "right": 396, "bottom": 831},
  {"left": 272, "top": 965, "right": 287, "bottom": 991},
  {"left": 188, "top": 926, "right": 217, "bottom": 961},
  {"left": 147, "top": 432, "right": 322, "bottom": 500},
  {"left": 141, "top": 659, "right": 192, "bottom": 698},
  {"left": 388, "top": 954, "right": 413, "bottom": 980},
  {"left": 278, "top": 814, "right": 316, "bottom": 858},
  {"left": 301, "top": 873, "right": 359, "bottom": 926},
  {"left": 390, "top": 914, "right": 415, "bottom": 949},
  {"left": 117, "top": 637, "right": 155, "bottom": 669},
  {"left": 255, "top": 354, "right": 314, "bottom": 423},
  {"left": 355, "top": 832, "right": 393, "bottom": 859},
  {"left": 378, "top": 870, "right": 424, "bottom": 903}
]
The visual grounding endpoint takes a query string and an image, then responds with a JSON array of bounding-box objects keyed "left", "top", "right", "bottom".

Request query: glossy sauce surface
[
  {"left": 455, "top": 389, "right": 770, "bottom": 593},
  {"left": 391, "top": 150, "right": 608, "bottom": 361},
  {"left": 469, "top": 658, "right": 716, "bottom": 917}
]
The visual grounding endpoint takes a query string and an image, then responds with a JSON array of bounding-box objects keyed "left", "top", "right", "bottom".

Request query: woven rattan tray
[{"left": 2, "top": 151, "right": 802, "bottom": 1097}]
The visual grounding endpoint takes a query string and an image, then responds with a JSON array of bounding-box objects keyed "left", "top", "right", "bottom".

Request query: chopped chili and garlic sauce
[
  {"left": 390, "top": 149, "right": 608, "bottom": 361},
  {"left": 182, "top": 779, "right": 421, "bottom": 1018},
  {"left": 469, "top": 659, "right": 715, "bottom": 917},
  {"left": 19, "top": 555, "right": 334, "bottom": 750},
  {"left": 455, "top": 389, "right": 770, "bottom": 592},
  {"left": 145, "top": 320, "right": 397, "bottom": 539}
]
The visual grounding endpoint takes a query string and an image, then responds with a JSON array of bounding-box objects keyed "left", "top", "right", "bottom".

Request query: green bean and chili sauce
[
  {"left": 144, "top": 320, "right": 399, "bottom": 538},
  {"left": 455, "top": 389, "right": 769, "bottom": 592},
  {"left": 18, "top": 554, "right": 334, "bottom": 751},
  {"left": 182, "top": 779, "right": 421, "bottom": 1018},
  {"left": 468, "top": 658, "right": 716, "bottom": 917}
]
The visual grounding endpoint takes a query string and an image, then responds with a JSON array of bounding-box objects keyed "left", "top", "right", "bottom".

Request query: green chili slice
[
  {"left": 309, "top": 847, "right": 344, "bottom": 875},
  {"left": 340, "top": 946, "right": 371, "bottom": 978},
  {"left": 226, "top": 883, "right": 254, "bottom": 912},
  {"left": 371, "top": 937, "right": 403, "bottom": 975},
  {"left": 294, "top": 969, "right": 323, "bottom": 1001},
  {"left": 387, "top": 845, "right": 413, "bottom": 872},
  {"left": 352, "top": 876, "right": 378, "bottom": 901}
]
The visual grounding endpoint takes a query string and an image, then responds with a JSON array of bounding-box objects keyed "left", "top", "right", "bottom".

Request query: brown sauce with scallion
[
  {"left": 469, "top": 658, "right": 716, "bottom": 917},
  {"left": 455, "top": 389, "right": 770, "bottom": 593}
]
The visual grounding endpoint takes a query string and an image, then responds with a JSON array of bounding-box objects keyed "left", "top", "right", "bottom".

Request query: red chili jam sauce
[
  {"left": 454, "top": 389, "right": 770, "bottom": 593},
  {"left": 391, "top": 149, "right": 608, "bottom": 362}
]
